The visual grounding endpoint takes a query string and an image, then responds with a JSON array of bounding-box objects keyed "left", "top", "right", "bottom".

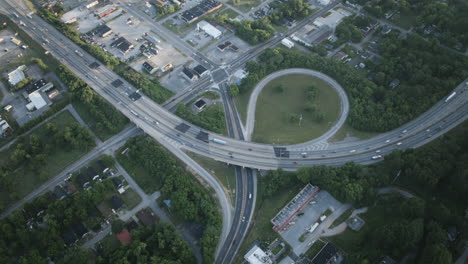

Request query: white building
[
  {"left": 281, "top": 38, "right": 294, "bottom": 49},
  {"left": 244, "top": 245, "right": 273, "bottom": 264},
  {"left": 26, "top": 91, "right": 48, "bottom": 111},
  {"left": 319, "top": 0, "right": 331, "bottom": 5},
  {"left": 197, "top": 20, "right": 222, "bottom": 39},
  {"left": 8, "top": 65, "right": 26, "bottom": 86}
]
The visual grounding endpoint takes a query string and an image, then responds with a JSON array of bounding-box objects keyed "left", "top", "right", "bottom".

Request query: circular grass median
[{"left": 252, "top": 74, "right": 341, "bottom": 144}]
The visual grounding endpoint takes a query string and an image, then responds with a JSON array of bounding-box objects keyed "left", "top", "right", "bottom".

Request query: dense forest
[
  {"left": 119, "top": 136, "right": 222, "bottom": 263},
  {"left": 260, "top": 120, "right": 468, "bottom": 262},
  {"left": 237, "top": 38, "right": 468, "bottom": 132}
]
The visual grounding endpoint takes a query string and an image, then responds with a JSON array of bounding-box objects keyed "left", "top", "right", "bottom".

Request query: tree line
[
  {"left": 38, "top": 4, "right": 173, "bottom": 104},
  {"left": 120, "top": 135, "right": 222, "bottom": 263},
  {"left": 57, "top": 65, "right": 129, "bottom": 139},
  {"left": 235, "top": 39, "right": 468, "bottom": 132},
  {"left": 260, "top": 120, "right": 468, "bottom": 262}
]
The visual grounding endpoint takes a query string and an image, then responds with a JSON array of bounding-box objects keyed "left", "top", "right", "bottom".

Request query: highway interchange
[{"left": 2, "top": 0, "right": 468, "bottom": 263}]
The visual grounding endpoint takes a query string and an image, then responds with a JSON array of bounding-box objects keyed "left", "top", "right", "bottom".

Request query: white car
[
  {"left": 376, "top": 150, "right": 381, "bottom": 153},
  {"left": 349, "top": 149, "right": 356, "bottom": 153},
  {"left": 372, "top": 155, "right": 382, "bottom": 160},
  {"left": 396, "top": 142, "right": 402, "bottom": 146},
  {"left": 385, "top": 139, "right": 391, "bottom": 143},
  {"left": 402, "top": 129, "right": 408, "bottom": 133}
]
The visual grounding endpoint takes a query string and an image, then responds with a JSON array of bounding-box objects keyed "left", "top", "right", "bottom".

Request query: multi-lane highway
[{"left": 2, "top": 1, "right": 468, "bottom": 264}]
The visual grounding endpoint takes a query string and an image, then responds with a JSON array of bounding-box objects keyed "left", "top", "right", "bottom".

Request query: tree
[
  {"left": 229, "top": 83, "right": 240, "bottom": 97},
  {"left": 111, "top": 219, "right": 126, "bottom": 234},
  {"left": 274, "top": 84, "right": 284, "bottom": 93}
]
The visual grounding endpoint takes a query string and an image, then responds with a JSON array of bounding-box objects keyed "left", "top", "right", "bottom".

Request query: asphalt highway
[{"left": 2, "top": 2, "right": 468, "bottom": 264}]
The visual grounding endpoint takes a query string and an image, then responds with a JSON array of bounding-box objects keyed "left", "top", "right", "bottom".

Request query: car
[
  {"left": 396, "top": 142, "right": 402, "bottom": 146},
  {"left": 376, "top": 150, "right": 381, "bottom": 153},
  {"left": 248, "top": 148, "right": 252, "bottom": 151},
  {"left": 426, "top": 129, "right": 431, "bottom": 132},
  {"left": 248, "top": 193, "right": 252, "bottom": 199},
  {"left": 349, "top": 149, "right": 356, "bottom": 153},
  {"left": 402, "top": 129, "right": 408, "bottom": 133},
  {"left": 372, "top": 155, "right": 382, "bottom": 160},
  {"left": 293, "top": 161, "right": 298, "bottom": 164},
  {"left": 242, "top": 216, "right": 245, "bottom": 222},
  {"left": 385, "top": 139, "right": 391, "bottom": 143}
]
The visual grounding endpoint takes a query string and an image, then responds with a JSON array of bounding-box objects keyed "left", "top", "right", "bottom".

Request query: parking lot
[
  {"left": 0, "top": 30, "right": 23, "bottom": 64},
  {"left": 278, "top": 190, "right": 343, "bottom": 254}
]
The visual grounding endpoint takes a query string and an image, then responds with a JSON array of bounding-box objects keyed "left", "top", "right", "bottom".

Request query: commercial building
[
  {"left": 181, "top": 0, "right": 222, "bottom": 23},
  {"left": 94, "top": 24, "right": 113, "bottom": 37},
  {"left": 271, "top": 184, "right": 320, "bottom": 232},
  {"left": 193, "top": 64, "right": 208, "bottom": 77},
  {"left": 244, "top": 244, "right": 273, "bottom": 264},
  {"left": 86, "top": 1, "right": 99, "bottom": 9},
  {"left": 24, "top": 79, "right": 53, "bottom": 111},
  {"left": 281, "top": 38, "right": 294, "bottom": 48},
  {"left": 182, "top": 67, "right": 198, "bottom": 82},
  {"left": 96, "top": 6, "right": 116, "bottom": 19},
  {"left": 197, "top": 20, "right": 222, "bottom": 39},
  {"left": 7, "top": 65, "right": 26, "bottom": 86},
  {"left": 111, "top": 37, "right": 134, "bottom": 54}
]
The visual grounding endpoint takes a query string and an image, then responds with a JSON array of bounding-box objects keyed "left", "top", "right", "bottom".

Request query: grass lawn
[
  {"left": 0, "top": 110, "right": 94, "bottom": 211},
  {"left": 121, "top": 188, "right": 142, "bottom": 210},
  {"left": 329, "top": 207, "right": 353, "bottom": 228},
  {"left": 234, "top": 88, "right": 253, "bottom": 126},
  {"left": 234, "top": 183, "right": 303, "bottom": 263},
  {"left": 186, "top": 151, "right": 236, "bottom": 201},
  {"left": 228, "top": 0, "right": 261, "bottom": 13},
  {"left": 219, "top": 8, "right": 241, "bottom": 19},
  {"left": 329, "top": 123, "right": 379, "bottom": 142},
  {"left": 116, "top": 151, "right": 162, "bottom": 194},
  {"left": 304, "top": 239, "right": 326, "bottom": 259},
  {"left": 162, "top": 20, "right": 196, "bottom": 36},
  {"left": 252, "top": 74, "right": 341, "bottom": 144}
]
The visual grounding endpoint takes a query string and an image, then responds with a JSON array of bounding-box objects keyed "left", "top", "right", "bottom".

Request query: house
[
  {"left": 53, "top": 185, "right": 67, "bottom": 200},
  {"left": 332, "top": 51, "right": 348, "bottom": 61},
  {"left": 193, "top": 64, "right": 208, "bottom": 77},
  {"left": 126, "top": 220, "right": 139, "bottom": 231},
  {"left": 182, "top": 67, "right": 198, "bottom": 82},
  {"left": 447, "top": 226, "right": 458, "bottom": 241},
  {"left": 72, "top": 222, "right": 88, "bottom": 239},
  {"left": 311, "top": 242, "right": 339, "bottom": 264},
  {"left": 136, "top": 208, "right": 157, "bottom": 226},
  {"left": 142, "top": 61, "right": 158, "bottom": 74},
  {"left": 76, "top": 173, "right": 90, "bottom": 188},
  {"left": 62, "top": 230, "right": 78, "bottom": 246},
  {"left": 97, "top": 202, "right": 113, "bottom": 219},
  {"left": 154, "top": 0, "right": 167, "bottom": 7},
  {"left": 0, "top": 120, "right": 12, "bottom": 138},
  {"left": 111, "top": 195, "right": 124, "bottom": 210},
  {"left": 389, "top": 79, "right": 400, "bottom": 89},
  {"left": 64, "top": 181, "right": 77, "bottom": 195},
  {"left": 87, "top": 167, "right": 100, "bottom": 181},
  {"left": 96, "top": 160, "right": 109, "bottom": 174},
  {"left": 379, "top": 256, "right": 396, "bottom": 264},
  {"left": 112, "top": 178, "right": 123, "bottom": 189},
  {"left": 116, "top": 229, "right": 132, "bottom": 244}
]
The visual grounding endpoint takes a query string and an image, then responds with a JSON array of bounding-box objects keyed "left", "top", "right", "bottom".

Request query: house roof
[
  {"left": 87, "top": 167, "right": 98, "bottom": 178},
  {"left": 116, "top": 229, "right": 132, "bottom": 244},
  {"left": 53, "top": 185, "right": 67, "bottom": 199},
  {"left": 193, "top": 65, "right": 207, "bottom": 76},
  {"left": 136, "top": 208, "right": 157, "bottom": 226},
  {"left": 96, "top": 160, "right": 107, "bottom": 173},
  {"left": 182, "top": 67, "right": 196, "bottom": 79},
  {"left": 72, "top": 222, "right": 88, "bottom": 238},
  {"left": 112, "top": 178, "right": 122, "bottom": 188},
  {"left": 111, "top": 195, "right": 124, "bottom": 209},
  {"left": 76, "top": 173, "right": 89, "bottom": 187},
  {"left": 62, "top": 230, "right": 78, "bottom": 246}
]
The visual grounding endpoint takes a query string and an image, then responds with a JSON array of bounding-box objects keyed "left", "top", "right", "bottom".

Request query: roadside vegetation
[
  {"left": 116, "top": 135, "right": 222, "bottom": 263},
  {"left": 176, "top": 103, "right": 226, "bottom": 134},
  {"left": 252, "top": 74, "right": 340, "bottom": 144},
  {"left": 234, "top": 42, "right": 468, "bottom": 132},
  {"left": 0, "top": 110, "right": 95, "bottom": 212},
  {"left": 243, "top": 120, "right": 468, "bottom": 262},
  {"left": 37, "top": 3, "right": 173, "bottom": 104}
]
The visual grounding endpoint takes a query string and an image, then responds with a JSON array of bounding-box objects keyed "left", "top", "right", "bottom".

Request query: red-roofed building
[{"left": 116, "top": 229, "right": 132, "bottom": 244}]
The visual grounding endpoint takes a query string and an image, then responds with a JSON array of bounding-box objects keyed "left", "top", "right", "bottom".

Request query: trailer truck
[{"left": 211, "top": 138, "right": 226, "bottom": 145}]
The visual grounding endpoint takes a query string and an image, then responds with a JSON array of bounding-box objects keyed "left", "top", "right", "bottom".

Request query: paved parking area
[
  {"left": 279, "top": 191, "right": 342, "bottom": 252},
  {"left": 0, "top": 30, "right": 23, "bottom": 64},
  {"left": 159, "top": 65, "right": 194, "bottom": 93}
]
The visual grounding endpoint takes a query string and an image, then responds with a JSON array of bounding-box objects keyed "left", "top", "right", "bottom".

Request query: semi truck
[
  {"left": 445, "top": 92, "right": 456, "bottom": 103},
  {"left": 307, "top": 222, "right": 319, "bottom": 233},
  {"left": 211, "top": 138, "right": 226, "bottom": 145}
]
